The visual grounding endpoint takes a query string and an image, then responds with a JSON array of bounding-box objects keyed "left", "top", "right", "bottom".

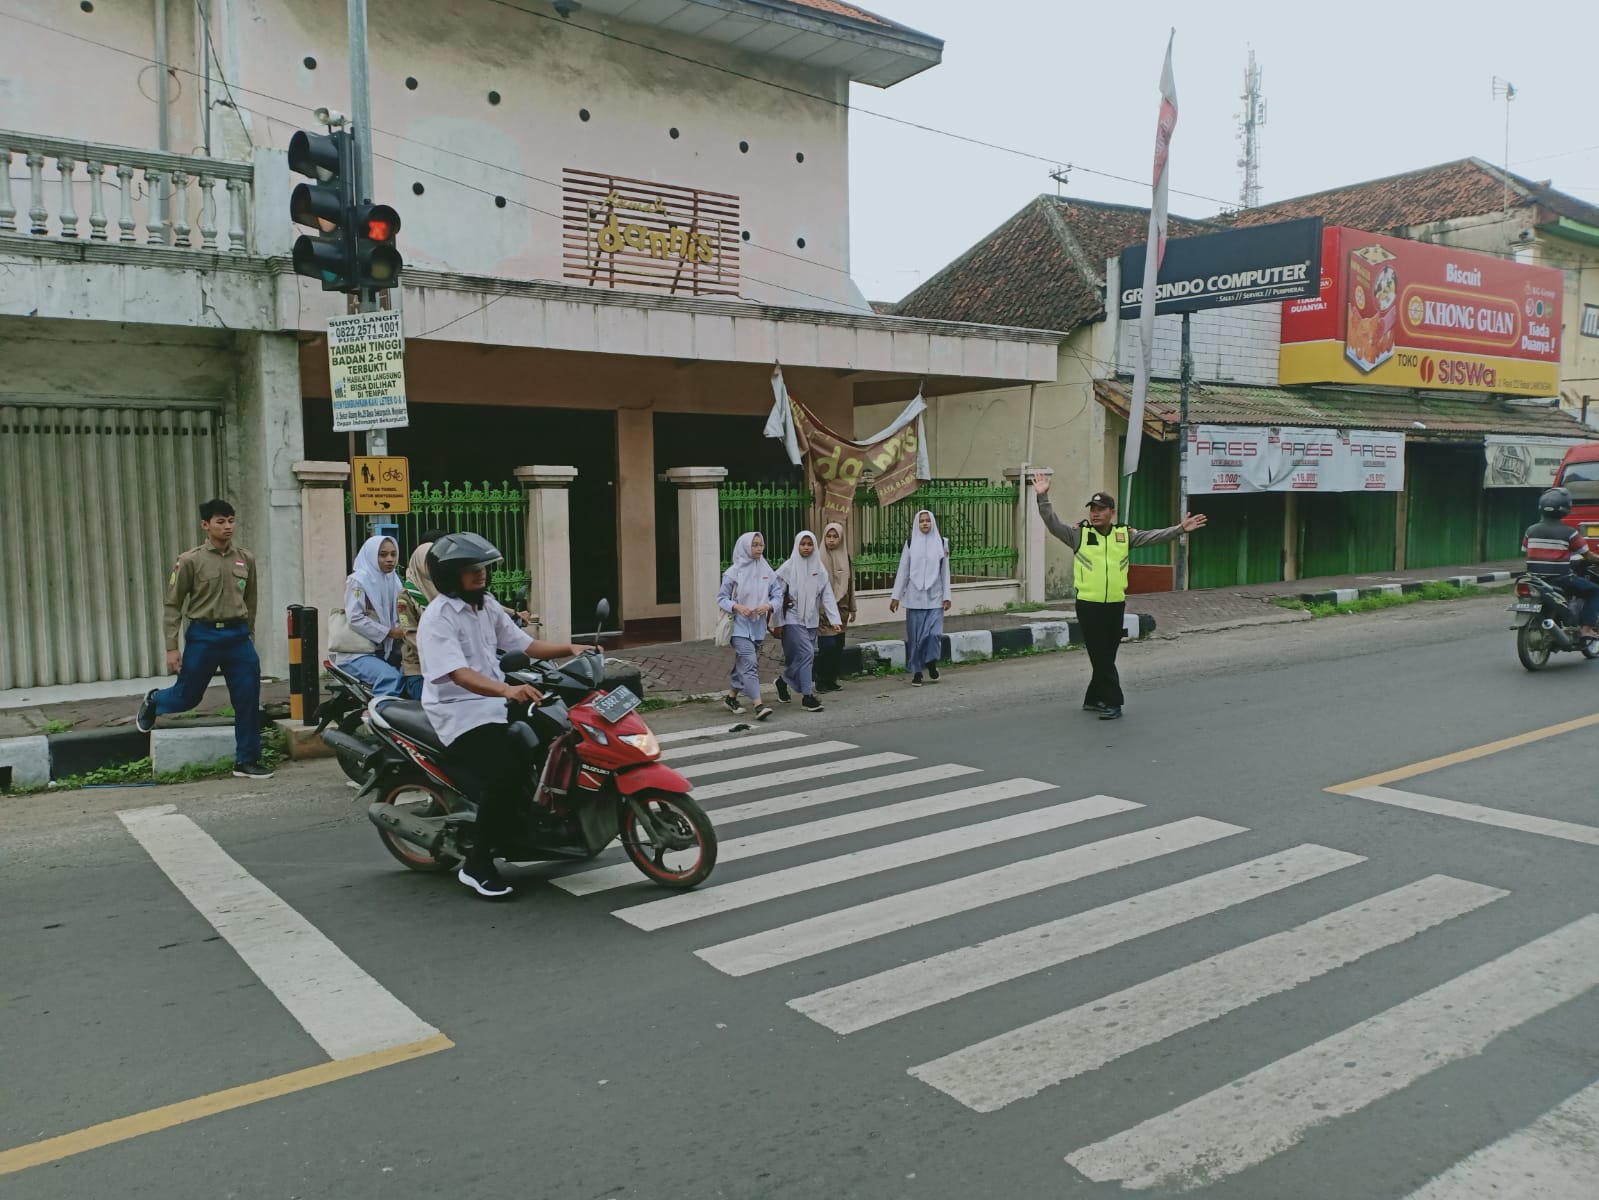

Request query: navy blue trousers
[{"left": 152, "top": 621, "right": 261, "bottom": 765}]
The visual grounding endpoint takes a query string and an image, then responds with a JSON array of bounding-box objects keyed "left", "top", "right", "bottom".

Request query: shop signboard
[
  {"left": 1483, "top": 435, "right": 1584, "bottom": 489},
  {"left": 1280, "top": 226, "right": 1563, "bottom": 396},
  {"left": 1188, "top": 424, "right": 1405, "bottom": 494},
  {"left": 1118, "top": 218, "right": 1322, "bottom": 317}
]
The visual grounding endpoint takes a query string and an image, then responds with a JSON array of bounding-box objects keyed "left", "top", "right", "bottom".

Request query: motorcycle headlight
[
  {"left": 579, "top": 723, "right": 609, "bottom": 745},
  {"left": 618, "top": 732, "right": 658, "bottom": 756}
]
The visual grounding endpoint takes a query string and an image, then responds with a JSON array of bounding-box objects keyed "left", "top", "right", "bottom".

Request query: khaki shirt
[
  {"left": 164, "top": 542, "right": 257, "bottom": 649},
  {"left": 397, "top": 587, "right": 424, "bottom": 677}
]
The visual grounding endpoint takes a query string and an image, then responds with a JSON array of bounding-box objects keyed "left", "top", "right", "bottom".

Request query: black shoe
[
  {"left": 911, "top": 673, "right": 923, "bottom": 687},
  {"left": 723, "top": 694, "right": 745, "bottom": 715},
  {"left": 1082, "top": 701, "right": 1107, "bottom": 713},
  {"left": 928, "top": 664, "right": 941, "bottom": 682},
  {"left": 232, "top": 761, "right": 275, "bottom": 779},
  {"left": 776, "top": 678, "right": 791, "bottom": 703},
  {"left": 135, "top": 690, "right": 158, "bottom": 733},
  {"left": 459, "top": 861, "right": 513, "bottom": 898},
  {"left": 802, "top": 694, "right": 824, "bottom": 712},
  {"left": 817, "top": 682, "right": 843, "bottom": 693},
  {"left": 754, "top": 705, "right": 774, "bottom": 721},
  {"left": 1098, "top": 706, "right": 1124, "bottom": 721}
]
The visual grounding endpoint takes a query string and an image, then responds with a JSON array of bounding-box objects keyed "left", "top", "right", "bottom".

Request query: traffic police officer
[
  {"left": 136, "top": 499, "right": 271, "bottom": 778},
  {"left": 1033, "top": 475, "right": 1206, "bottom": 719}
]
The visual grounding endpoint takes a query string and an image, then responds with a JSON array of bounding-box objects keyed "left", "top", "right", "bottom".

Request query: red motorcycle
[{"left": 328, "top": 601, "right": 717, "bottom": 889}]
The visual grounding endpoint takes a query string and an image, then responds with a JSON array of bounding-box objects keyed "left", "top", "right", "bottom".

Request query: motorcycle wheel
[
  {"left": 377, "top": 779, "right": 457, "bottom": 873},
  {"left": 1516, "top": 623, "right": 1552, "bottom": 671},
  {"left": 620, "top": 792, "right": 718, "bottom": 890}
]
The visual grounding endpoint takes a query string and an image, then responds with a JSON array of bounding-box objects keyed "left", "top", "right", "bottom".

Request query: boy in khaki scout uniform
[{"left": 136, "top": 499, "right": 272, "bottom": 779}]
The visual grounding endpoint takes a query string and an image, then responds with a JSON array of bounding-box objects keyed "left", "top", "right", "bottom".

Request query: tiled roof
[
  {"left": 783, "top": 0, "right": 890, "bottom": 25},
  {"left": 891, "top": 196, "right": 1217, "bottom": 333},
  {"left": 1228, "top": 158, "right": 1599, "bottom": 233},
  {"left": 1096, "top": 379, "right": 1599, "bottom": 442}
]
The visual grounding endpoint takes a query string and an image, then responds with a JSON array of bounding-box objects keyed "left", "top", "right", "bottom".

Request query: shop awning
[{"left": 1095, "top": 379, "right": 1599, "bottom": 443}]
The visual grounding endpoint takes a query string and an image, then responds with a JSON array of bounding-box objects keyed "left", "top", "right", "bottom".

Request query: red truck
[{"left": 1554, "top": 442, "right": 1599, "bottom": 541}]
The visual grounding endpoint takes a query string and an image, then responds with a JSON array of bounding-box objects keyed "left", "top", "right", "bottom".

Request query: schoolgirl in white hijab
[
  {"left": 718, "top": 531, "right": 783, "bottom": 719},
  {"left": 773, "top": 530, "right": 840, "bottom": 712},
  {"left": 334, "top": 534, "right": 406, "bottom": 695},
  {"left": 889, "top": 509, "right": 951, "bottom": 686}
]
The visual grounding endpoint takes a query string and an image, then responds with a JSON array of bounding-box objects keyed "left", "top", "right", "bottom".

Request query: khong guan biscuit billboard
[{"left": 1279, "top": 226, "right": 1563, "bottom": 396}]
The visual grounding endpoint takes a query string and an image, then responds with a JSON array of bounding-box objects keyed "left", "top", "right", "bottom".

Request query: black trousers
[
  {"left": 1075, "top": 599, "right": 1126, "bottom": 709},
  {"left": 444, "top": 723, "right": 522, "bottom": 863},
  {"left": 815, "top": 631, "right": 845, "bottom": 688}
]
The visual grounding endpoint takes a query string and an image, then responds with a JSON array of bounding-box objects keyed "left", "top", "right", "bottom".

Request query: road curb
[
  {"left": 1298, "top": 571, "right": 1511, "bottom": 607},
  {"left": 0, "top": 726, "right": 151, "bottom": 792}
]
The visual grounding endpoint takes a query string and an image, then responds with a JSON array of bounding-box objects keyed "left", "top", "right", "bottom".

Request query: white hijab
[
  {"left": 905, "top": 510, "right": 945, "bottom": 591},
  {"left": 351, "top": 534, "right": 400, "bottom": 627},
  {"left": 726, "top": 531, "right": 773, "bottom": 604},
  {"left": 777, "top": 530, "right": 839, "bottom": 628}
]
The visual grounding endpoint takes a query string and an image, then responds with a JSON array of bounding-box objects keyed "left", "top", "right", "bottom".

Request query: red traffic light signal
[{"left": 353, "top": 203, "right": 403, "bottom": 290}]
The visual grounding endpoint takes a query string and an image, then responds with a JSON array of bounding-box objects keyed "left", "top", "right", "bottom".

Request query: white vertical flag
[{"left": 1123, "top": 29, "right": 1178, "bottom": 479}]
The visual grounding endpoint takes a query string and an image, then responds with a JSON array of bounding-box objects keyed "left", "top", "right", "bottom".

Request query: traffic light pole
[{"left": 347, "top": 0, "right": 387, "bottom": 460}]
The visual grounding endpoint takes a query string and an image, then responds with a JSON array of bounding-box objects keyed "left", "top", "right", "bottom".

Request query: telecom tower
[{"left": 1237, "top": 49, "right": 1266, "bottom": 210}]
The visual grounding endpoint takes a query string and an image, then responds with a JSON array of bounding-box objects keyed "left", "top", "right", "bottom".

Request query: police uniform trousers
[{"left": 1075, "top": 599, "right": 1126, "bottom": 709}]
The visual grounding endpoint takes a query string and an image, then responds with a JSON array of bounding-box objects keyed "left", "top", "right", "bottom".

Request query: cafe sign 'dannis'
[{"left": 562, "top": 167, "right": 740, "bottom": 297}]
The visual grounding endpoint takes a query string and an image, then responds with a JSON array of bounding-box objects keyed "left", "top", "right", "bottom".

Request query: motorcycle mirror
[
  {"left": 500, "top": 651, "right": 531, "bottom": 672},
  {"left": 595, "top": 599, "right": 611, "bottom": 626}
]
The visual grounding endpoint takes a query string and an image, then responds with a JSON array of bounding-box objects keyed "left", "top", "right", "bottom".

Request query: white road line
[
  {"left": 663, "top": 731, "right": 806, "bottom": 761},
  {"left": 796, "top": 844, "right": 1362, "bottom": 1034},
  {"left": 1348, "top": 785, "right": 1599, "bottom": 848},
  {"left": 118, "top": 804, "right": 439, "bottom": 1061},
  {"left": 1405, "top": 1078, "right": 1599, "bottom": 1199},
  {"left": 615, "top": 788, "right": 1121, "bottom": 932},
  {"left": 678, "top": 741, "right": 857, "bottom": 780},
  {"left": 556, "top": 778, "right": 1040, "bottom": 896},
  {"left": 700, "top": 816, "right": 1245, "bottom": 977},
  {"left": 691, "top": 753, "right": 917, "bottom": 801},
  {"left": 656, "top": 723, "right": 749, "bottom": 745},
  {"left": 710, "top": 763, "right": 976, "bottom": 823},
  {"left": 1065, "top": 914, "right": 1599, "bottom": 1193},
  {"left": 916, "top": 873, "right": 1505, "bottom": 1112}
]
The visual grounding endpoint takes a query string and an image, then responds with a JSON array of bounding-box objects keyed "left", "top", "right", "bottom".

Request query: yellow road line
[
  {"left": 0, "top": 1033, "right": 452, "bottom": 1177},
  {"left": 1327, "top": 711, "right": 1599, "bottom": 795}
]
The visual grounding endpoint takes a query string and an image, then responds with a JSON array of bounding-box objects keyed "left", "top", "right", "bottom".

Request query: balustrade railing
[{"left": 0, "top": 130, "right": 253, "bottom": 254}]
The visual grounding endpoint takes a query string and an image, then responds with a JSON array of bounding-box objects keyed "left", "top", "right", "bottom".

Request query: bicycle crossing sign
[{"left": 352, "top": 456, "right": 411, "bottom": 514}]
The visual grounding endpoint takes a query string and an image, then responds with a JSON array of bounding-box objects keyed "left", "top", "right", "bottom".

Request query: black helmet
[
  {"left": 1539, "top": 487, "right": 1573, "bottom": 518},
  {"left": 426, "top": 532, "right": 503, "bottom": 599}
]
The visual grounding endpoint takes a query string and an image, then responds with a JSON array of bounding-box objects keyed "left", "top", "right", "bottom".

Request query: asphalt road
[{"left": 5, "top": 594, "right": 1599, "bottom": 1199}]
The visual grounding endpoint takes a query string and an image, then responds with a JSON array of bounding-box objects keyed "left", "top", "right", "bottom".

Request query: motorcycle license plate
[
  {"left": 1512, "top": 602, "right": 1542, "bottom": 613},
  {"left": 592, "top": 685, "right": 642, "bottom": 724}
]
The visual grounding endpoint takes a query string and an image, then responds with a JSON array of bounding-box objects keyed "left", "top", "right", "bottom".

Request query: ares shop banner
[{"left": 1188, "top": 424, "right": 1405, "bottom": 494}]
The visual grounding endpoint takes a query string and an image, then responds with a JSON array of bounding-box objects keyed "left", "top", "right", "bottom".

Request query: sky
[{"left": 846, "top": 0, "right": 1599, "bottom": 306}]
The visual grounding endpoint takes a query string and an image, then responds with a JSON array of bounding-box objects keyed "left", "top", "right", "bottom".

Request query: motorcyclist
[
  {"left": 1522, "top": 487, "right": 1599, "bottom": 640},
  {"left": 415, "top": 532, "right": 595, "bottom": 899}
]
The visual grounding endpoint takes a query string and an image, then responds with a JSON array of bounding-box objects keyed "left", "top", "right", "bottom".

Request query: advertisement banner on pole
[
  {"left": 1483, "top": 435, "right": 1583, "bottom": 489},
  {"left": 328, "top": 310, "right": 409, "bottom": 432},
  {"left": 1280, "top": 226, "right": 1562, "bottom": 396},
  {"left": 1188, "top": 425, "right": 1405, "bottom": 494}
]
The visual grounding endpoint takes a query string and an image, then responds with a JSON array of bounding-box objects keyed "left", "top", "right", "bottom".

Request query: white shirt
[{"left": 416, "top": 594, "right": 530, "bottom": 746}]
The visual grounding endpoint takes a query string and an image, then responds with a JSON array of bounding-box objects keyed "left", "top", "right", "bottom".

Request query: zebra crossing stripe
[
  {"left": 656, "top": 723, "right": 748, "bottom": 745},
  {"left": 709, "top": 763, "right": 977, "bottom": 824},
  {"left": 1347, "top": 785, "right": 1599, "bottom": 848},
  {"left": 555, "top": 777, "right": 1029, "bottom": 896},
  {"left": 613, "top": 788, "right": 1120, "bottom": 932},
  {"left": 663, "top": 731, "right": 806, "bottom": 761},
  {"left": 1404, "top": 1077, "right": 1599, "bottom": 1198},
  {"left": 678, "top": 741, "right": 858, "bottom": 780},
  {"left": 793, "top": 844, "right": 1362, "bottom": 1034},
  {"left": 1064, "top": 913, "right": 1599, "bottom": 1192},
  {"left": 916, "top": 873, "right": 1505, "bottom": 1113},
  {"left": 691, "top": 754, "right": 918, "bottom": 802},
  {"left": 700, "top": 816, "right": 1246, "bottom": 978}
]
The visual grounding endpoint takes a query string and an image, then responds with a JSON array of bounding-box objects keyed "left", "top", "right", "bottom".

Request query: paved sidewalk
[{"left": 0, "top": 559, "right": 1518, "bottom": 737}]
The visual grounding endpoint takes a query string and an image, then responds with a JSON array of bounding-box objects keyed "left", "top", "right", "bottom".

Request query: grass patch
[
  {"left": 1275, "top": 580, "right": 1509, "bottom": 618},
  {"left": 637, "top": 697, "right": 675, "bottom": 713},
  {"left": 1004, "top": 600, "right": 1050, "bottom": 613},
  {"left": 41, "top": 718, "right": 74, "bottom": 735}
]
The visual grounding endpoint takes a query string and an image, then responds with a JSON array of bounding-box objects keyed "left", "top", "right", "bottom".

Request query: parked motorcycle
[
  {"left": 314, "top": 661, "right": 380, "bottom": 783},
  {"left": 327, "top": 601, "right": 718, "bottom": 890},
  {"left": 1509, "top": 571, "right": 1599, "bottom": 671}
]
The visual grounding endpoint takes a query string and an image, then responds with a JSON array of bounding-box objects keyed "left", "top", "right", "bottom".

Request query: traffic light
[
  {"left": 289, "top": 129, "right": 355, "bottom": 292},
  {"left": 287, "top": 128, "right": 404, "bottom": 293}
]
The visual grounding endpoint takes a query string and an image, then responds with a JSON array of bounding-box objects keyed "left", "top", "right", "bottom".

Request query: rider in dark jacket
[{"left": 1522, "top": 488, "right": 1599, "bottom": 639}]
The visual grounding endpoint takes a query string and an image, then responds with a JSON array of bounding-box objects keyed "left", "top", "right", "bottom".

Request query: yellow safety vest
[{"left": 1073, "top": 524, "right": 1131, "bottom": 604}]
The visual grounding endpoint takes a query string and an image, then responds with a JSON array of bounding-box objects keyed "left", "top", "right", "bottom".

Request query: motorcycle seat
[{"left": 372, "top": 698, "right": 446, "bottom": 751}]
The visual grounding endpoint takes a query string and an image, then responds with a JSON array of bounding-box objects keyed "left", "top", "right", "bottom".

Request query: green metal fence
[
  {"left": 853, "top": 479, "right": 1019, "bottom": 590},
  {"left": 717, "top": 481, "right": 817, "bottom": 573},
  {"left": 347, "top": 480, "right": 530, "bottom": 603}
]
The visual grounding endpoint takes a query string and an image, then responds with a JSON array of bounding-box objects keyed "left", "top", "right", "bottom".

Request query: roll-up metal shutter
[{"left": 0, "top": 400, "right": 221, "bottom": 689}]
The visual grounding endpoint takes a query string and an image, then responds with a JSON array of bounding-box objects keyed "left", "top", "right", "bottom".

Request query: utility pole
[
  {"left": 348, "top": 0, "right": 385, "bottom": 459},
  {"left": 1492, "top": 77, "right": 1515, "bottom": 214},
  {"left": 1236, "top": 49, "right": 1265, "bottom": 210}
]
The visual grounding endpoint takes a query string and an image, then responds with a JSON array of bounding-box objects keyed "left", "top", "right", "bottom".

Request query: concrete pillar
[
  {"left": 1004, "top": 467, "right": 1053, "bottom": 605},
  {"left": 616, "top": 410, "right": 659, "bottom": 618},
  {"left": 667, "top": 466, "right": 729, "bottom": 642},
  {"left": 235, "top": 332, "right": 306, "bottom": 677},
  {"left": 515, "top": 465, "right": 578, "bottom": 644},
  {"left": 293, "top": 461, "right": 351, "bottom": 627}
]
